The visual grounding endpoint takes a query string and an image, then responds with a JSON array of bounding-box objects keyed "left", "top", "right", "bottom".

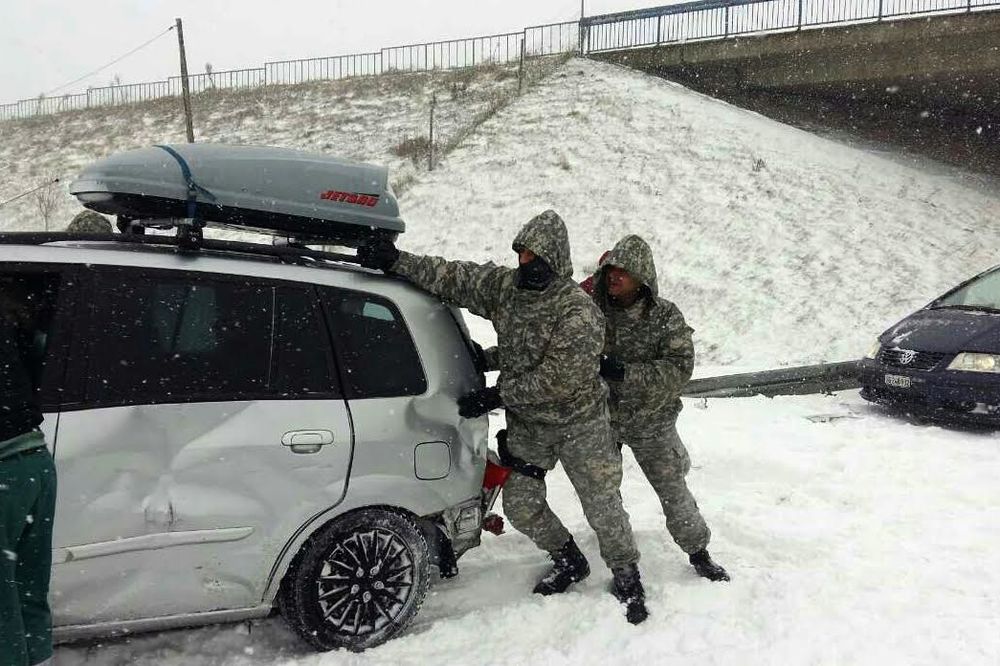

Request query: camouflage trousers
[
  {"left": 620, "top": 423, "right": 710, "bottom": 554},
  {"left": 501, "top": 416, "right": 640, "bottom": 571}
]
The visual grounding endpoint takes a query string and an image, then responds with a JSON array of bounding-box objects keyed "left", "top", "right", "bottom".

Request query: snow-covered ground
[
  {"left": 398, "top": 58, "right": 1000, "bottom": 367},
  {"left": 13, "top": 56, "right": 1000, "bottom": 664},
  {"left": 56, "top": 390, "right": 1000, "bottom": 666}
]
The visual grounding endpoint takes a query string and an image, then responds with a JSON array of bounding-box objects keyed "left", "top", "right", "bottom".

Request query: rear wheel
[{"left": 281, "top": 508, "right": 430, "bottom": 652}]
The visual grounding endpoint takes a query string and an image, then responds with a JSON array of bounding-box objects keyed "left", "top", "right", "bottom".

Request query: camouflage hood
[
  {"left": 511, "top": 210, "right": 573, "bottom": 280},
  {"left": 596, "top": 234, "right": 659, "bottom": 306}
]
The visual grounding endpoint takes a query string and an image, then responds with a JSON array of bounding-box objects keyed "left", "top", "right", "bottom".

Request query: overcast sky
[{"left": 1, "top": 0, "right": 673, "bottom": 103}]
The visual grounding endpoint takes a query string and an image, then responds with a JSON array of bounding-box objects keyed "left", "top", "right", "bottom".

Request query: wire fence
[
  {"left": 581, "top": 0, "right": 1000, "bottom": 52},
  {"left": 3, "top": 1, "right": 998, "bottom": 122}
]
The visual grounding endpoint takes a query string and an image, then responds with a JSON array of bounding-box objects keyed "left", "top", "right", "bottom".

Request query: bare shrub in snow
[
  {"left": 32, "top": 179, "right": 61, "bottom": 231},
  {"left": 394, "top": 135, "right": 432, "bottom": 163}
]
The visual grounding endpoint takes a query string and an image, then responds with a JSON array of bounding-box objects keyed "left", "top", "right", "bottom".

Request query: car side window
[
  {"left": 0, "top": 267, "right": 69, "bottom": 408},
  {"left": 272, "top": 286, "right": 340, "bottom": 398},
  {"left": 87, "top": 269, "right": 272, "bottom": 406},
  {"left": 320, "top": 287, "right": 427, "bottom": 399}
]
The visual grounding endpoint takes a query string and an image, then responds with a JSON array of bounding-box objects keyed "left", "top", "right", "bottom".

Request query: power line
[
  {"left": 0, "top": 178, "right": 60, "bottom": 209},
  {"left": 42, "top": 25, "right": 175, "bottom": 98}
]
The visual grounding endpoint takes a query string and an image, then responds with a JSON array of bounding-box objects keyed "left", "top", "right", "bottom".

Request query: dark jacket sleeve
[
  {"left": 482, "top": 345, "right": 500, "bottom": 372},
  {"left": 392, "top": 251, "right": 511, "bottom": 320}
]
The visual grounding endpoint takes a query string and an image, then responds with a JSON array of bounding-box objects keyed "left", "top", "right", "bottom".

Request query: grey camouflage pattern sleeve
[
  {"left": 393, "top": 250, "right": 511, "bottom": 320},
  {"left": 498, "top": 303, "right": 603, "bottom": 408},
  {"left": 622, "top": 306, "right": 694, "bottom": 401}
]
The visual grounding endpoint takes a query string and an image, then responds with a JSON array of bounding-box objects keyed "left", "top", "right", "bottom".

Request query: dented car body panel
[{"left": 0, "top": 242, "right": 487, "bottom": 642}]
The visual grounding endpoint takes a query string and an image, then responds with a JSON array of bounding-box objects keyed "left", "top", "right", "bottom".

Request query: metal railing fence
[
  {"left": 4, "top": 1, "right": 999, "bottom": 121},
  {"left": 581, "top": 0, "right": 1000, "bottom": 53},
  {"left": 0, "top": 22, "right": 581, "bottom": 122}
]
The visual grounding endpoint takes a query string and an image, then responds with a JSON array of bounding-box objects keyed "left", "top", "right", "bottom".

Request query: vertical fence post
[
  {"left": 724, "top": 6, "right": 731, "bottom": 37},
  {"left": 797, "top": 0, "right": 803, "bottom": 30},
  {"left": 428, "top": 93, "right": 436, "bottom": 171},
  {"left": 878, "top": 0, "right": 884, "bottom": 20},
  {"left": 518, "top": 37, "right": 526, "bottom": 94}
]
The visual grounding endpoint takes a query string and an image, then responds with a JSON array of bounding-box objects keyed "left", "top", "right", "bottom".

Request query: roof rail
[{"left": 0, "top": 232, "right": 364, "bottom": 267}]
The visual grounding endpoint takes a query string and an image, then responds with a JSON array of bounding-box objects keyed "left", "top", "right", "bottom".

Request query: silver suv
[{"left": 0, "top": 145, "right": 490, "bottom": 652}]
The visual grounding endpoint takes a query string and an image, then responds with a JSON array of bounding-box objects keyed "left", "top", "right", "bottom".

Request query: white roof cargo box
[{"left": 69, "top": 144, "right": 404, "bottom": 246}]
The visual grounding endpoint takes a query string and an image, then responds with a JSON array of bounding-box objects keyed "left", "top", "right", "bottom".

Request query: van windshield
[{"left": 933, "top": 267, "right": 1000, "bottom": 312}]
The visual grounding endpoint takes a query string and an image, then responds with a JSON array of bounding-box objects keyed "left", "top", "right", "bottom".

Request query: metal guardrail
[
  {"left": 683, "top": 360, "right": 861, "bottom": 398},
  {"left": 581, "top": 0, "right": 1000, "bottom": 53},
  {"left": 0, "top": 22, "right": 581, "bottom": 121}
]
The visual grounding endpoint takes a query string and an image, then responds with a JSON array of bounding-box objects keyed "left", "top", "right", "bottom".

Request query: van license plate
[{"left": 884, "top": 374, "right": 911, "bottom": 389}]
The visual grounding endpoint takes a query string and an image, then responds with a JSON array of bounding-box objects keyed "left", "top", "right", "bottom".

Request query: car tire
[{"left": 281, "top": 508, "right": 431, "bottom": 652}]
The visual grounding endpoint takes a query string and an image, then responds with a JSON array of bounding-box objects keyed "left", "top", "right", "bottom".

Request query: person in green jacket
[
  {"left": 591, "top": 235, "right": 729, "bottom": 583},
  {"left": 0, "top": 280, "right": 57, "bottom": 666}
]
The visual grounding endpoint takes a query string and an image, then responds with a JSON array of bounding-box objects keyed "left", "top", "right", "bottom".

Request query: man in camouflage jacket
[
  {"left": 592, "top": 234, "right": 729, "bottom": 582},
  {"left": 359, "top": 211, "right": 648, "bottom": 623}
]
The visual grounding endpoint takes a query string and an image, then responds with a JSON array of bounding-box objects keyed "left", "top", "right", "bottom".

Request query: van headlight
[
  {"left": 947, "top": 353, "right": 1000, "bottom": 373},
  {"left": 865, "top": 341, "right": 881, "bottom": 359}
]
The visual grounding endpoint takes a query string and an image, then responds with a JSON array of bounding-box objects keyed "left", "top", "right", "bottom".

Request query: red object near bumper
[
  {"left": 482, "top": 513, "right": 505, "bottom": 535},
  {"left": 483, "top": 459, "right": 511, "bottom": 490}
]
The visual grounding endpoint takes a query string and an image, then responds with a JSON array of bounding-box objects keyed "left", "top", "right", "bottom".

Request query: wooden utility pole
[
  {"left": 175, "top": 18, "right": 195, "bottom": 143},
  {"left": 429, "top": 93, "right": 436, "bottom": 171}
]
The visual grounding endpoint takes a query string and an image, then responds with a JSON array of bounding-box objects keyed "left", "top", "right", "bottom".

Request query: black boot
[
  {"left": 533, "top": 538, "right": 591, "bottom": 595},
  {"left": 689, "top": 548, "right": 730, "bottom": 582},
  {"left": 611, "top": 564, "right": 649, "bottom": 625}
]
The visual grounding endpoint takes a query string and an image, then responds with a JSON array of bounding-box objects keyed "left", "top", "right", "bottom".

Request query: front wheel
[{"left": 281, "top": 508, "right": 431, "bottom": 652}]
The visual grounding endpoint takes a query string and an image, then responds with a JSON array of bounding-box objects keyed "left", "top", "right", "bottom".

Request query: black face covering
[{"left": 515, "top": 255, "right": 556, "bottom": 291}]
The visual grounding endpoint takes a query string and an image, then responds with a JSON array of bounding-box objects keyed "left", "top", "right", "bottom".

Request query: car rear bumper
[{"left": 859, "top": 359, "right": 1000, "bottom": 425}]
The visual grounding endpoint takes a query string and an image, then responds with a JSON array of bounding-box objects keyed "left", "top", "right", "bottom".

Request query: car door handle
[{"left": 281, "top": 430, "right": 335, "bottom": 454}]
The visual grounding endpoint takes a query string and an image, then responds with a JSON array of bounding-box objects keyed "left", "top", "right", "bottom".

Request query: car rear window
[{"left": 320, "top": 287, "right": 427, "bottom": 399}]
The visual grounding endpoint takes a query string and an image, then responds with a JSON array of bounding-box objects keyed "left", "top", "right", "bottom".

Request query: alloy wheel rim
[{"left": 316, "top": 527, "right": 415, "bottom": 635}]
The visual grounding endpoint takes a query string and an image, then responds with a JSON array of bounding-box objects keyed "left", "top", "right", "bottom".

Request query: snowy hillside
[
  {"left": 398, "top": 58, "right": 1000, "bottom": 367},
  {"left": 0, "top": 58, "right": 561, "bottom": 230}
]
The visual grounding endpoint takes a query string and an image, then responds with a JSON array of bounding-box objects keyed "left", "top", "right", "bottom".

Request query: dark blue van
[{"left": 859, "top": 264, "right": 1000, "bottom": 424}]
